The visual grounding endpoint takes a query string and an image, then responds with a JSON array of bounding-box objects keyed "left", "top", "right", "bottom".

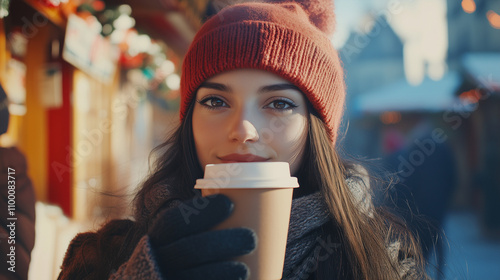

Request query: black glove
[{"left": 148, "top": 194, "right": 256, "bottom": 280}]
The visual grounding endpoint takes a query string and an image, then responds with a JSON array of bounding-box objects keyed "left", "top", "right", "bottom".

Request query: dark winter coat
[
  {"left": 57, "top": 175, "right": 417, "bottom": 280},
  {"left": 0, "top": 147, "right": 36, "bottom": 280}
]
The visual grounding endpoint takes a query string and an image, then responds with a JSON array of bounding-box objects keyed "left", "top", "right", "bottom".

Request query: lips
[{"left": 218, "top": 153, "right": 269, "bottom": 163}]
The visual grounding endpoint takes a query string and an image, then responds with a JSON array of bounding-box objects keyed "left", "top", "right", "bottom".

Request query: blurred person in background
[
  {"left": 382, "top": 114, "right": 457, "bottom": 279},
  {"left": 58, "top": 1, "right": 429, "bottom": 279},
  {"left": 0, "top": 83, "right": 36, "bottom": 280}
]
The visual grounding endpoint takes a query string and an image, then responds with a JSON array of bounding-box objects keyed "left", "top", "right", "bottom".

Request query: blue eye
[{"left": 198, "top": 97, "right": 227, "bottom": 109}]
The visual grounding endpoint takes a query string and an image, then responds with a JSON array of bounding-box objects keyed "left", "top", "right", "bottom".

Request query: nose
[{"left": 228, "top": 114, "right": 259, "bottom": 143}]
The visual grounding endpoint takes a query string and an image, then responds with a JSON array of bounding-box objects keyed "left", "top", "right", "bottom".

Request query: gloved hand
[{"left": 148, "top": 194, "right": 256, "bottom": 280}]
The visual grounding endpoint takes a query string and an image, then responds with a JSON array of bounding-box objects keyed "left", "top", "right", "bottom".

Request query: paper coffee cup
[{"left": 195, "top": 162, "right": 299, "bottom": 280}]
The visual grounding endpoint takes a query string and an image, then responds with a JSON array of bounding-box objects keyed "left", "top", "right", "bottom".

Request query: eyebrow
[
  {"left": 198, "top": 82, "right": 301, "bottom": 94},
  {"left": 199, "top": 82, "right": 229, "bottom": 92}
]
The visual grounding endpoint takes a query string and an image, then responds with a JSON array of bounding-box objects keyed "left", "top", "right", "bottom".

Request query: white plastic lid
[{"left": 195, "top": 162, "right": 299, "bottom": 189}]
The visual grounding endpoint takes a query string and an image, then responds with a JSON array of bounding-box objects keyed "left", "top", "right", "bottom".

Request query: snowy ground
[{"left": 432, "top": 211, "right": 500, "bottom": 280}]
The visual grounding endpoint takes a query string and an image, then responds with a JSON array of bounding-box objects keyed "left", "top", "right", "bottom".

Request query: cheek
[
  {"left": 272, "top": 116, "right": 308, "bottom": 171},
  {"left": 192, "top": 109, "right": 230, "bottom": 165},
  {"left": 193, "top": 111, "right": 220, "bottom": 163}
]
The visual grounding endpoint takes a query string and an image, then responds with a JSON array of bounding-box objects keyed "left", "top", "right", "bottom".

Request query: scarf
[{"left": 283, "top": 192, "right": 331, "bottom": 279}]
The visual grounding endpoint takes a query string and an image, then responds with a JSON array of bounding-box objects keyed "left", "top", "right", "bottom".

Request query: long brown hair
[
  {"left": 129, "top": 99, "right": 427, "bottom": 279},
  {"left": 295, "top": 108, "right": 428, "bottom": 279}
]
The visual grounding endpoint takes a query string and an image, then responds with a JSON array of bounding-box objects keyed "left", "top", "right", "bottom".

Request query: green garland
[{"left": 0, "top": 0, "right": 10, "bottom": 18}]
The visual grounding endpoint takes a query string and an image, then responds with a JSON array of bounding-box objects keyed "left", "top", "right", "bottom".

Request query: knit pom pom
[{"left": 267, "top": 0, "right": 336, "bottom": 36}]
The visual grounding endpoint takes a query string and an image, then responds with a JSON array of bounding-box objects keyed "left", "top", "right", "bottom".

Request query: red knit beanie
[{"left": 180, "top": 0, "right": 346, "bottom": 144}]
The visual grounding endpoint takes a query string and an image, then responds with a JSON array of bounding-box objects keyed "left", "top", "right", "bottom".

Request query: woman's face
[{"left": 192, "top": 69, "right": 309, "bottom": 175}]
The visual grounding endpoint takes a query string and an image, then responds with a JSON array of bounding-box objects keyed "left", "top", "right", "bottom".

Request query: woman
[{"left": 59, "top": 1, "right": 427, "bottom": 279}]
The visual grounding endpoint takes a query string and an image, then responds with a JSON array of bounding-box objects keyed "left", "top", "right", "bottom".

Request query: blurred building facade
[
  {"left": 340, "top": 0, "right": 500, "bottom": 235},
  {"left": 0, "top": 0, "right": 210, "bottom": 222}
]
